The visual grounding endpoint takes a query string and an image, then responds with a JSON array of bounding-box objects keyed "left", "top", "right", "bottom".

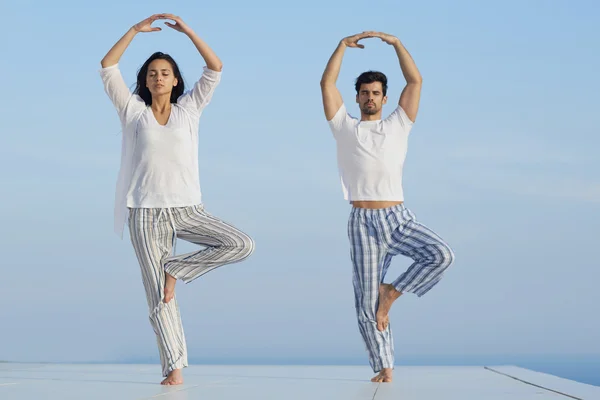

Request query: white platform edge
[{"left": 485, "top": 365, "right": 600, "bottom": 400}]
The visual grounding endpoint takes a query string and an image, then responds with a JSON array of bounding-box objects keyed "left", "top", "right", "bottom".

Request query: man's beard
[{"left": 362, "top": 103, "right": 378, "bottom": 115}]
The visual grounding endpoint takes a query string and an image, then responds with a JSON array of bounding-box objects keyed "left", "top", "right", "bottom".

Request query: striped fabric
[
  {"left": 348, "top": 204, "right": 454, "bottom": 372},
  {"left": 128, "top": 205, "right": 254, "bottom": 377}
]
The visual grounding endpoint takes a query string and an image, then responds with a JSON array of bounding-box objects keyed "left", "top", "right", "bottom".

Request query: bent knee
[
  {"left": 435, "top": 242, "right": 455, "bottom": 269},
  {"left": 235, "top": 234, "right": 255, "bottom": 260}
]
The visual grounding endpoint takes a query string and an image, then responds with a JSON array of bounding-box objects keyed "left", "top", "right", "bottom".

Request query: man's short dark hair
[{"left": 355, "top": 71, "right": 388, "bottom": 96}]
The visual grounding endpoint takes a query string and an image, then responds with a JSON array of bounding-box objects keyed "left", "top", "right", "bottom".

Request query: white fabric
[
  {"left": 99, "top": 64, "right": 221, "bottom": 237},
  {"left": 328, "top": 104, "right": 414, "bottom": 202},
  {"left": 127, "top": 107, "right": 200, "bottom": 208}
]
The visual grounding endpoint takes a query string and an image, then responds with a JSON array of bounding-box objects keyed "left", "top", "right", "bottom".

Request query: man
[{"left": 320, "top": 31, "right": 455, "bottom": 383}]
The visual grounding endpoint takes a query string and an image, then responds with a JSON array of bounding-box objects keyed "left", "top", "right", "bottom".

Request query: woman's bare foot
[
  {"left": 164, "top": 272, "right": 176, "bottom": 304},
  {"left": 376, "top": 284, "right": 402, "bottom": 331},
  {"left": 371, "top": 368, "right": 393, "bottom": 383},
  {"left": 161, "top": 368, "right": 183, "bottom": 385}
]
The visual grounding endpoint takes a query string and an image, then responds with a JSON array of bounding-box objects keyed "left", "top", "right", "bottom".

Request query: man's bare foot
[
  {"left": 376, "top": 284, "right": 402, "bottom": 331},
  {"left": 371, "top": 368, "right": 393, "bottom": 383},
  {"left": 161, "top": 369, "right": 183, "bottom": 385},
  {"left": 164, "top": 272, "right": 176, "bottom": 304}
]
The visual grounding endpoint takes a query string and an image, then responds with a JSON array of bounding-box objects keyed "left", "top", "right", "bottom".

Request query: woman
[{"left": 99, "top": 14, "right": 255, "bottom": 385}]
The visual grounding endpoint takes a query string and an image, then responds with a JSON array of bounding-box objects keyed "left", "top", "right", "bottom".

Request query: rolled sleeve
[
  {"left": 99, "top": 64, "right": 134, "bottom": 119},
  {"left": 177, "top": 67, "right": 222, "bottom": 116}
]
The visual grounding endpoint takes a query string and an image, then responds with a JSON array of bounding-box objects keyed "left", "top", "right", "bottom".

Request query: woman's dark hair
[
  {"left": 355, "top": 71, "right": 388, "bottom": 96},
  {"left": 134, "top": 52, "right": 185, "bottom": 105}
]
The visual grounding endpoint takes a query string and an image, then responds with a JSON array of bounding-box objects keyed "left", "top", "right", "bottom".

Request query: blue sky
[{"left": 1, "top": 0, "right": 599, "bottom": 365}]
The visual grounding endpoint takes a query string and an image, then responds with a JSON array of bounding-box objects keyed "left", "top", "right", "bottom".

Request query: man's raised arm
[
  {"left": 374, "top": 32, "right": 423, "bottom": 122},
  {"left": 320, "top": 32, "right": 373, "bottom": 121}
]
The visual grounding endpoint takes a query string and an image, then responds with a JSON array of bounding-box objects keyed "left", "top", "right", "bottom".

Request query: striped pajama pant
[
  {"left": 348, "top": 204, "right": 454, "bottom": 373},
  {"left": 128, "top": 205, "right": 255, "bottom": 377}
]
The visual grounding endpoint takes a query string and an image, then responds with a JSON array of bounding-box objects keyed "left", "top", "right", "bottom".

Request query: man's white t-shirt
[{"left": 328, "top": 104, "right": 414, "bottom": 202}]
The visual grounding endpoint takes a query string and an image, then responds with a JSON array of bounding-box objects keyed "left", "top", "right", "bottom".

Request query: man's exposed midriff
[{"left": 351, "top": 200, "right": 403, "bottom": 209}]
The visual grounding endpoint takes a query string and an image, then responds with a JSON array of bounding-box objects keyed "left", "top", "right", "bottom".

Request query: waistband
[{"left": 350, "top": 203, "right": 406, "bottom": 217}]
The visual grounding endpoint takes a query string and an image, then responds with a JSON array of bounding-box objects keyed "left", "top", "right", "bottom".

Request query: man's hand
[
  {"left": 341, "top": 32, "right": 376, "bottom": 49},
  {"left": 371, "top": 32, "right": 400, "bottom": 46}
]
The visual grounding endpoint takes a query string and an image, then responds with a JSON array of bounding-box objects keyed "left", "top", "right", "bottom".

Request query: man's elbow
[
  {"left": 409, "top": 76, "right": 423, "bottom": 85},
  {"left": 320, "top": 78, "right": 333, "bottom": 88}
]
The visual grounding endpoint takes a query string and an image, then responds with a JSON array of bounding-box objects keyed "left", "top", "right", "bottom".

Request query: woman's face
[{"left": 146, "top": 59, "right": 178, "bottom": 98}]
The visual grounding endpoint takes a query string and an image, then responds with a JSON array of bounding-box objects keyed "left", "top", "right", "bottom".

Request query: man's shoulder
[
  {"left": 332, "top": 103, "right": 359, "bottom": 123},
  {"left": 383, "top": 106, "right": 414, "bottom": 130}
]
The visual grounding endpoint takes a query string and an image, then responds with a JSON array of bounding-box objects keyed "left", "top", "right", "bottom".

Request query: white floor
[{"left": 1, "top": 363, "right": 598, "bottom": 399}]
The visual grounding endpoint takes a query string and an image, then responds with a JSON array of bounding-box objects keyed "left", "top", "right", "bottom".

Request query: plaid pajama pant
[
  {"left": 348, "top": 204, "right": 454, "bottom": 372},
  {"left": 128, "top": 205, "right": 254, "bottom": 377}
]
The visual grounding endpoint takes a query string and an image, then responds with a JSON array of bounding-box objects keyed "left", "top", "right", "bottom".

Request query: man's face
[{"left": 356, "top": 82, "right": 387, "bottom": 116}]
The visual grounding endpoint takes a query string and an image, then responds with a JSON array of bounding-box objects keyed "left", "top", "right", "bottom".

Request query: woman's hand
[
  {"left": 132, "top": 15, "right": 163, "bottom": 33},
  {"left": 161, "top": 14, "right": 192, "bottom": 35}
]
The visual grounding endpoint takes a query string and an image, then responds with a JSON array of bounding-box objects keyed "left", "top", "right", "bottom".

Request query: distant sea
[{"left": 118, "top": 354, "right": 600, "bottom": 387}]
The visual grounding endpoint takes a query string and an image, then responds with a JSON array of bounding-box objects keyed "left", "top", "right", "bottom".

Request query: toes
[
  {"left": 162, "top": 379, "right": 182, "bottom": 385},
  {"left": 376, "top": 314, "right": 390, "bottom": 331}
]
